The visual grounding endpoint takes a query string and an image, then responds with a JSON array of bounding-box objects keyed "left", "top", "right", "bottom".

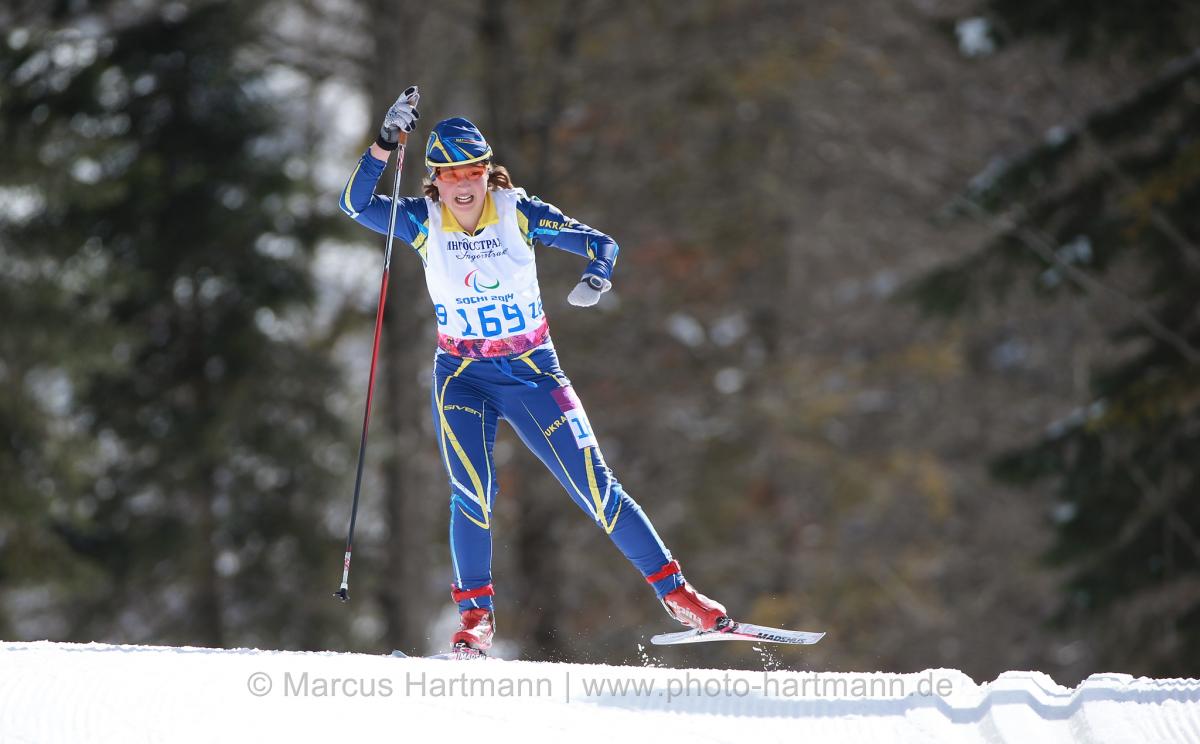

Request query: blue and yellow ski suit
[{"left": 340, "top": 149, "right": 686, "bottom": 611}]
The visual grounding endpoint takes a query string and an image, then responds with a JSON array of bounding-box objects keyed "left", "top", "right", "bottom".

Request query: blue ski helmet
[{"left": 425, "top": 117, "right": 492, "bottom": 174}]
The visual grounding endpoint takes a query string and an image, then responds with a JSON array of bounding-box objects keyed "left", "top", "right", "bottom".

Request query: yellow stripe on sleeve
[
  {"left": 341, "top": 162, "right": 363, "bottom": 216},
  {"left": 517, "top": 209, "right": 531, "bottom": 247},
  {"left": 412, "top": 230, "right": 428, "bottom": 265}
]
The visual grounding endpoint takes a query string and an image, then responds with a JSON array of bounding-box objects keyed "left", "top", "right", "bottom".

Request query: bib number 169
[{"left": 435, "top": 299, "right": 542, "bottom": 338}]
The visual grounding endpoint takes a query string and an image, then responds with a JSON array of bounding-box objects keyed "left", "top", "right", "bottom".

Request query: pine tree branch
[
  {"left": 1128, "top": 463, "right": 1200, "bottom": 566},
  {"left": 950, "top": 46, "right": 1200, "bottom": 213},
  {"left": 949, "top": 194, "right": 1200, "bottom": 364},
  {"left": 1066, "top": 455, "right": 1200, "bottom": 583},
  {"left": 1015, "top": 36, "right": 1200, "bottom": 276},
  {"left": 1170, "top": 513, "right": 1200, "bottom": 565},
  {"left": 1077, "top": 127, "right": 1200, "bottom": 274}
]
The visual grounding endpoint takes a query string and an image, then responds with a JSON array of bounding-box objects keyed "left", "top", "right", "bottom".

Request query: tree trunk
[
  {"left": 475, "top": 0, "right": 587, "bottom": 660},
  {"left": 362, "top": 0, "right": 430, "bottom": 653}
]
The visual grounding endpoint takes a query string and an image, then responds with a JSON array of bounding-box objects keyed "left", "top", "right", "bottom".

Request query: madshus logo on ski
[{"left": 464, "top": 269, "right": 500, "bottom": 294}]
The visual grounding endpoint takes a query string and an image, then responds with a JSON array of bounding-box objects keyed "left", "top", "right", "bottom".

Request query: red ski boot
[
  {"left": 451, "top": 608, "right": 495, "bottom": 652},
  {"left": 661, "top": 582, "right": 729, "bottom": 631}
]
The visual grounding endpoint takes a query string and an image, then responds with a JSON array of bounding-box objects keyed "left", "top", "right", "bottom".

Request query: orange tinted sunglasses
[{"left": 435, "top": 164, "right": 488, "bottom": 183}]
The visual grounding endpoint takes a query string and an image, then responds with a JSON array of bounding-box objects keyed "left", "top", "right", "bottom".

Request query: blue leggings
[{"left": 431, "top": 344, "right": 684, "bottom": 611}]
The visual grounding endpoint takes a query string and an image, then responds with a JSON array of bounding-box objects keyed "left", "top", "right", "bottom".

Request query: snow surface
[{"left": 2, "top": 641, "right": 1198, "bottom": 743}]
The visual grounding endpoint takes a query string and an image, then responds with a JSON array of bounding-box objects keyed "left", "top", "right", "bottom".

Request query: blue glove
[
  {"left": 377, "top": 86, "right": 420, "bottom": 150},
  {"left": 567, "top": 274, "right": 611, "bottom": 307}
]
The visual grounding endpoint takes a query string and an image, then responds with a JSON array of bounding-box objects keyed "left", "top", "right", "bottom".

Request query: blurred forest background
[{"left": 2, "top": 0, "right": 1198, "bottom": 683}]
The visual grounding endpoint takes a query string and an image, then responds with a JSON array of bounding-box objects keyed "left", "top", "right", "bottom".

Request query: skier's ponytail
[{"left": 487, "top": 165, "right": 513, "bottom": 191}]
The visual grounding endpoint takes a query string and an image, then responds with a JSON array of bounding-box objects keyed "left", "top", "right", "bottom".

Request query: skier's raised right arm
[{"left": 338, "top": 88, "right": 427, "bottom": 240}]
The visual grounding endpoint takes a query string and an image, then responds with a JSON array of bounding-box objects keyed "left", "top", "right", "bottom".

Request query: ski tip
[{"left": 389, "top": 649, "right": 409, "bottom": 658}]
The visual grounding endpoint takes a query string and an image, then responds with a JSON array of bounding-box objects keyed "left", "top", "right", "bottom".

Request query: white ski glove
[
  {"left": 377, "top": 85, "right": 420, "bottom": 150},
  {"left": 567, "top": 274, "right": 611, "bottom": 307}
]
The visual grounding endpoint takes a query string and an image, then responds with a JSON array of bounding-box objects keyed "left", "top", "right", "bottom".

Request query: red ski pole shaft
[{"left": 335, "top": 134, "right": 407, "bottom": 602}]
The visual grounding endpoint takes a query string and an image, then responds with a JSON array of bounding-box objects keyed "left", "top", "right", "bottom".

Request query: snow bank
[{"left": 1, "top": 641, "right": 1198, "bottom": 743}]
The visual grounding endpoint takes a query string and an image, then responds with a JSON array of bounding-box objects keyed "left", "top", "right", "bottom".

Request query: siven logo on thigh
[{"left": 549, "top": 386, "right": 598, "bottom": 449}]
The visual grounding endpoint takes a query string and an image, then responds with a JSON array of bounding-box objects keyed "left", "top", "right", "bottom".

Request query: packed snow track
[{"left": 1, "top": 641, "right": 1197, "bottom": 743}]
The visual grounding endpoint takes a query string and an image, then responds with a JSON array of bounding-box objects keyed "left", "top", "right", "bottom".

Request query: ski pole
[{"left": 334, "top": 132, "right": 407, "bottom": 602}]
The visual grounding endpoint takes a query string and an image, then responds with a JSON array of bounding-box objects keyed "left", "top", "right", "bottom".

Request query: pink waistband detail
[{"left": 438, "top": 319, "right": 550, "bottom": 359}]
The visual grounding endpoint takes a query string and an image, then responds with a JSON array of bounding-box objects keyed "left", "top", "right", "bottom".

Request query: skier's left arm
[{"left": 516, "top": 197, "right": 617, "bottom": 307}]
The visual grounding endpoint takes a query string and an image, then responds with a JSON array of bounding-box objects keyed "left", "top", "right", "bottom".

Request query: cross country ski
[{"left": 650, "top": 619, "right": 825, "bottom": 647}]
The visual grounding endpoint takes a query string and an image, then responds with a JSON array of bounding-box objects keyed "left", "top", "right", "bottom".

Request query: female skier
[{"left": 340, "top": 87, "right": 726, "bottom": 653}]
